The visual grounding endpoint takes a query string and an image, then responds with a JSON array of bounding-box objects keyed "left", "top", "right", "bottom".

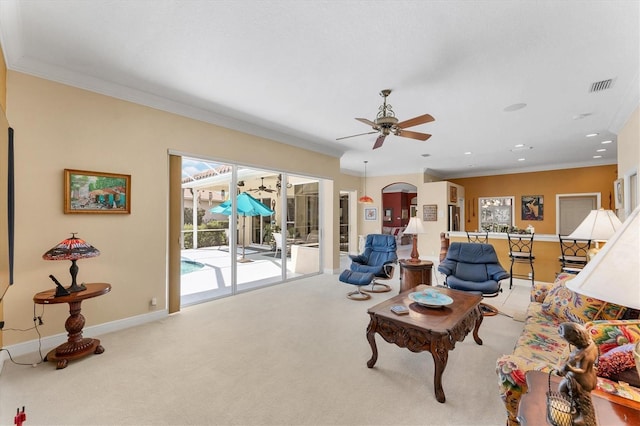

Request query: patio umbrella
[{"left": 211, "top": 192, "right": 274, "bottom": 261}]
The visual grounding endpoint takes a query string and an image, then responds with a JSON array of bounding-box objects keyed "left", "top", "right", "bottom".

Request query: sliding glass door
[
  {"left": 177, "top": 157, "right": 321, "bottom": 307},
  {"left": 180, "top": 158, "right": 234, "bottom": 305}
]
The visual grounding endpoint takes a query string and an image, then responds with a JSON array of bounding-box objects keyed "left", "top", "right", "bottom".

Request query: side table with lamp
[
  {"left": 35, "top": 234, "right": 111, "bottom": 369},
  {"left": 398, "top": 216, "right": 433, "bottom": 293}
]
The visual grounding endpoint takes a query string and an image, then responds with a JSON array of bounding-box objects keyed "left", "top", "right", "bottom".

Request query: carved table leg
[
  {"left": 431, "top": 338, "right": 449, "bottom": 403},
  {"left": 366, "top": 316, "right": 379, "bottom": 368},
  {"left": 46, "top": 300, "right": 104, "bottom": 369},
  {"left": 473, "top": 306, "right": 484, "bottom": 345}
]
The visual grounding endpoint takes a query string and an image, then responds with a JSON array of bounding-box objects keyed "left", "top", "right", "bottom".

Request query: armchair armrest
[
  {"left": 437, "top": 259, "right": 455, "bottom": 276},
  {"left": 487, "top": 264, "right": 510, "bottom": 282},
  {"left": 349, "top": 254, "right": 367, "bottom": 264},
  {"left": 382, "top": 263, "right": 395, "bottom": 279}
]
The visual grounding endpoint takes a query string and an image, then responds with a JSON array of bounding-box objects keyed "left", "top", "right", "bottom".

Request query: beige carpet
[{"left": 0, "top": 272, "right": 531, "bottom": 425}]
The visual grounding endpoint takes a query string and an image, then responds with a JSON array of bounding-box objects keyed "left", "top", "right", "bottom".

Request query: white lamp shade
[
  {"left": 566, "top": 205, "right": 640, "bottom": 310},
  {"left": 404, "top": 216, "right": 425, "bottom": 235},
  {"left": 566, "top": 209, "right": 622, "bottom": 241}
]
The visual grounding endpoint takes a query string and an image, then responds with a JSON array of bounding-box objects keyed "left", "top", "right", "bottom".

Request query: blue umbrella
[{"left": 211, "top": 192, "right": 274, "bottom": 261}]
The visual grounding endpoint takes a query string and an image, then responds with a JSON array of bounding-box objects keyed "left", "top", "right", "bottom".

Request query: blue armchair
[
  {"left": 438, "top": 242, "right": 509, "bottom": 314},
  {"left": 339, "top": 234, "right": 398, "bottom": 300}
]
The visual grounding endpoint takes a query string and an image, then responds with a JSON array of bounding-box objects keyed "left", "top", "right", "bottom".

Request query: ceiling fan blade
[
  {"left": 373, "top": 134, "right": 386, "bottom": 149},
  {"left": 355, "top": 117, "right": 378, "bottom": 128},
  {"left": 396, "top": 114, "right": 435, "bottom": 129},
  {"left": 336, "top": 131, "right": 378, "bottom": 141},
  {"left": 397, "top": 129, "right": 432, "bottom": 141}
]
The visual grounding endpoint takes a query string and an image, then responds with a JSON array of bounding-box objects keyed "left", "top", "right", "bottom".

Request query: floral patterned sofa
[{"left": 496, "top": 273, "right": 640, "bottom": 426}]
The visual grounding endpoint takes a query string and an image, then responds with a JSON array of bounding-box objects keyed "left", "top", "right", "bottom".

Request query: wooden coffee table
[{"left": 366, "top": 286, "right": 483, "bottom": 403}]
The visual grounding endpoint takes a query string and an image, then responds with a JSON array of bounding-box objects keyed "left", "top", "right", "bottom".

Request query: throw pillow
[
  {"left": 541, "top": 277, "right": 604, "bottom": 323},
  {"left": 597, "top": 343, "right": 640, "bottom": 387}
]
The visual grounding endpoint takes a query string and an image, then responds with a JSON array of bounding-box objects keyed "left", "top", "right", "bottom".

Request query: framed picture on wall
[
  {"left": 614, "top": 178, "right": 624, "bottom": 210},
  {"left": 64, "top": 169, "right": 131, "bottom": 214},
  {"left": 521, "top": 195, "right": 543, "bottom": 221},
  {"left": 449, "top": 186, "right": 457, "bottom": 203},
  {"left": 423, "top": 204, "right": 437, "bottom": 221},
  {"left": 364, "top": 207, "right": 377, "bottom": 221}
]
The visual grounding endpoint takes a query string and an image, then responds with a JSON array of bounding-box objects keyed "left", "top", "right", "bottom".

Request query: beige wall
[
  {"left": 3, "top": 71, "right": 342, "bottom": 345},
  {"left": 0, "top": 45, "right": 7, "bottom": 349},
  {"left": 617, "top": 105, "right": 640, "bottom": 219},
  {"left": 2, "top": 67, "right": 638, "bottom": 348},
  {"left": 618, "top": 105, "right": 639, "bottom": 179}
]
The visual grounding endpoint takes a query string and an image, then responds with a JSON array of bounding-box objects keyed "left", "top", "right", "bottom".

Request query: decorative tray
[{"left": 408, "top": 290, "right": 453, "bottom": 308}]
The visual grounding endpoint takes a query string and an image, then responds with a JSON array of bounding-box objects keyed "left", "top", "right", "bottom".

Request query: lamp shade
[
  {"left": 566, "top": 205, "right": 640, "bottom": 310},
  {"left": 566, "top": 209, "right": 622, "bottom": 242},
  {"left": 404, "top": 216, "right": 425, "bottom": 235},
  {"left": 358, "top": 195, "right": 374, "bottom": 204},
  {"left": 42, "top": 234, "right": 100, "bottom": 261}
]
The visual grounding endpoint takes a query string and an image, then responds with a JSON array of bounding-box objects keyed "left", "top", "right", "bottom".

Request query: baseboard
[{"left": 0, "top": 309, "right": 168, "bottom": 372}]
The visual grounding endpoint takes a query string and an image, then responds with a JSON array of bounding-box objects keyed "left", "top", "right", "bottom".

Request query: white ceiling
[{"left": 0, "top": 0, "right": 638, "bottom": 179}]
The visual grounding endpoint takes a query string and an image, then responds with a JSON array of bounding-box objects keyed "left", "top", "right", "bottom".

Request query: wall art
[{"left": 64, "top": 169, "right": 131, "bottom": 214}]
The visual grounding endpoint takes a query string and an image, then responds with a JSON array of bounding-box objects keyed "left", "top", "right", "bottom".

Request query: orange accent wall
[{"left": 450, "top": 165, "right": 618, "bottom": 234}]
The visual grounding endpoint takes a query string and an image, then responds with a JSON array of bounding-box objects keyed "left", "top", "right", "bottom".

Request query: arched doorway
[{"left": 381, "top": 182, "right": 418, "bottom": 246}]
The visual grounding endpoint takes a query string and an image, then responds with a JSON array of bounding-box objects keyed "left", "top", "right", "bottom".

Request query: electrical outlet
[{"left": 150, "top": 297, "right": 157, "bottom": 307}]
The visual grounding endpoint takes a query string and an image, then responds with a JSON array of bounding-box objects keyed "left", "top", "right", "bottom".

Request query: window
[{"left": 479, "top": 197, "right": 514, "bottom": 232}]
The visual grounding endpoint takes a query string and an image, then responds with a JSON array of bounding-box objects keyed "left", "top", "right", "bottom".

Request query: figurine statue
[{"left": 556, "top": 322, "right": 598, "bottom": 425}]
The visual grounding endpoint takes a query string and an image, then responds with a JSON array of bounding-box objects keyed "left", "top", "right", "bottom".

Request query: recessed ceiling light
[
  {"left": 601, "top": 140, "right": 613, "bottom": 144},
  {"left": 514, "top": 144, "right": 525, "bottom": 148},
  {"left": 596, "top": 148, "right": 606, "bottom": 152},
  {"left": 586, "top": 133, "right": 599, "bottom": 137},
  {"left": 504, "top": 103, "right": 527, "bottom": 112},
  {"left": 464, "top": 151, "right": 472, "bottom": 155},
  {"left": 518, "top": 158, "right": 526, "bottom": 162},
  {"left": 593, "top": 155, "right": 602, "bottom": 159}
]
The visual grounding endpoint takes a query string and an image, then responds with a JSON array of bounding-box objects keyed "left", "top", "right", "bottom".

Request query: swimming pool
[{"left": 181, "top": 259, "right": 206, "bottom": 275}]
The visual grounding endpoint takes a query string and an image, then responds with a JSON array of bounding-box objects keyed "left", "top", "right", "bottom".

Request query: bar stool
[
  {"left": 507, "top": 233, "right": 535, "bottom": 289},
  {"left": 558, "top": 235, "right": 591, "bottom": 274},
  {"left": 466, "top": 231, "right": 489, "bottom": 244}
]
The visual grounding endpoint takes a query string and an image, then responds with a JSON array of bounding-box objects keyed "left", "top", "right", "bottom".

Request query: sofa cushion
[{"left": 541, "top": 276, "right": 605, "bottom": 323}]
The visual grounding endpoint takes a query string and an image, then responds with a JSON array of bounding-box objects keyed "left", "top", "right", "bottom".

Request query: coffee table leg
[
  {"left": 431, "top": 342, "right": 449, "bottom": 403},
  {"left": 473, "top": 306, "right": 484, "bottom": 345},
  {"left": 366, "top": 316, "right": 378, "bottom": 368}
]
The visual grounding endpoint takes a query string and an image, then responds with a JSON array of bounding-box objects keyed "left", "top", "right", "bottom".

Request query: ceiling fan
[
  {"left": 336, "top": 89, "right": 435, "bottom": 149},
  {"left": 276, "top": 174, "right": 292, "bottom": 196},
  {"left": 249, "top": 177, "right": 276, "bottom": 194}
]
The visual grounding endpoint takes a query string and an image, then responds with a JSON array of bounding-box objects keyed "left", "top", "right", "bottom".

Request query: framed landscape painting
[{"left": 64, "top": 169, "right": 131, "bottom": 214}]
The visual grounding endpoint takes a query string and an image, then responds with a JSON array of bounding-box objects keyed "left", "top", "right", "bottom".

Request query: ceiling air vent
[{"left": 590, "top": 79, "right": 614, "bottom": 93}]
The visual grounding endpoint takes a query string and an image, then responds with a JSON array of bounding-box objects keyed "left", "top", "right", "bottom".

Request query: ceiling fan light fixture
[{"left": 337, "top": 90, "right": 434, "bottom": 149}]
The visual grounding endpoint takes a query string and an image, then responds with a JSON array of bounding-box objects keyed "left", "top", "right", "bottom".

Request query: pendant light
[{"left": 358, "top": 160, "right": 374, "bottom": 204}]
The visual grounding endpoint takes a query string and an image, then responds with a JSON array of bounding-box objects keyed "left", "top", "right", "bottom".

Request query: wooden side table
[
  {"left": 398, "top": 259, "right": 433, "bottom": 293},
  {"left": 33, "top": 282, "right": 111, "bottom": 369},
  {"left": 517, "top": 370, "right": 640, "bottom": 425}
]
